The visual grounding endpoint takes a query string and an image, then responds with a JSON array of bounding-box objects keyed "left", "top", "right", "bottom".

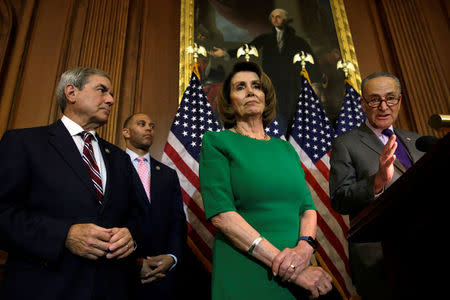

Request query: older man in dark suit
[
  {"left": 329, "top": 72, "right": 424, "bottom": 299},
  {"left": 0, "top": 67, "right": 142, "bottom": 299},
  {"left": 122, "top": 113, "right": 186, "bottom": 300}
]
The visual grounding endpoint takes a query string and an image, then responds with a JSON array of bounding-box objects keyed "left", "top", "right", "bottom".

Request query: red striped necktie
[{"left": 80, "top": 131, "right": 103, "bottom": 204}]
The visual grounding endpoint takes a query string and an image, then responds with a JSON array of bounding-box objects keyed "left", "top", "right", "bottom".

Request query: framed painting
[{"left": 179, "top": 0, "right": 361, "bottom": 134}]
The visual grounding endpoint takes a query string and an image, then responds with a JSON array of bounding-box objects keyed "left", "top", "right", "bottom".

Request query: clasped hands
[
  {"left": 272, "top": 244, "right": 332, "bottom": 298},
  {"left": 140, "top": 254, "right": 175, "bottom": 284},
  {"left": 65, "top": 223, "right": 134, "bottom": 260}
]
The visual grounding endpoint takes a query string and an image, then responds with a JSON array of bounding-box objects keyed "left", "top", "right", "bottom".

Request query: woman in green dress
[{"left": 199, "top": 62, "right": 332, "bottom": 299}]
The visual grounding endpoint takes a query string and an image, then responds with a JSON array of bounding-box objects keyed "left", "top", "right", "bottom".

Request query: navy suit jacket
[
  {"left": 0, "top": 120, "right": 143, "bottom": 300},
  {"left": 131, "top": 156, "right": 186, "bottom": 300}
]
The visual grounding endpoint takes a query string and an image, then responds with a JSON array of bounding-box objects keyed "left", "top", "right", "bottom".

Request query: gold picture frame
[{"left": 179, "top": 0, "right": 361, "bottom": 118}]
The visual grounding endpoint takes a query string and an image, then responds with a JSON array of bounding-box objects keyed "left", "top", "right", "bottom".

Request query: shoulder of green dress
[{"left": 201, "top": 129, "right": 229, "bottom": 146}]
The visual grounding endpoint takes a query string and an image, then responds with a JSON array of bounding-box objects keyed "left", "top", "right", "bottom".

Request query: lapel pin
[
  {"left": 406, "top": 138, "right": 411, "bottom": 142},
  {"left": 105, "top": 148, "right": 110, "bottom": 154},
  {"left": 156, "top": 166, "right": 161, "bottom": 171}
]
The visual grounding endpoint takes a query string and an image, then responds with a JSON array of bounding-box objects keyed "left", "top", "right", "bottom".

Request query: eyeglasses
[{"left": 363, "top": 95, "right": 401, "bottom": 108}]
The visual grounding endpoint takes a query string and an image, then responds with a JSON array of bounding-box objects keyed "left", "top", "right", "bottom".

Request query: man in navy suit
[
  {"left": 0, "top": 67, "right": 142, "bottom": 299},
  {"left": 122, "top": 113, "right": 186, "bottom": 300}
]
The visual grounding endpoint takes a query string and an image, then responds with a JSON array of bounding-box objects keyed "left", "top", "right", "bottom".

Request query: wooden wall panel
[
  {"left": 343, "top": 0, "right": 449, "bottom": 136},
  {"left": 9, "top": 0, "right": 71, "bottom": 130},
  {"left": 379, "top": 0, "right": 449, "bottom": 136},
  {"left": 0, "top": 0, "right": 36, "bottom": 134},
  {"left": 137, "top": 0, "right": 180, "bottom": 159}
]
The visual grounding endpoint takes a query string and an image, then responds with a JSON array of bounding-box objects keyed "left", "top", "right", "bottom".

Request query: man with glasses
[{"left": 329, "top": 72, "right": 424, "bottom": 299}]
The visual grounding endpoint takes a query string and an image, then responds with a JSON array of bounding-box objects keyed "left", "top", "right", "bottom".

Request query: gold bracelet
[{"left": 248, "top": 236, "right": 263, "bottom": 255}]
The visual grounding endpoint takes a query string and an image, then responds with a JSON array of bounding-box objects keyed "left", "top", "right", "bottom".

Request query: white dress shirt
[
  {"left": 126, "top": 148, "right": 151, "bottom": 178},
  {"left": 365, "top": 119, "right": 394, "bottom": 145},
  {"left": 61, "top": 115, "right": 107, "bottom": 192}
]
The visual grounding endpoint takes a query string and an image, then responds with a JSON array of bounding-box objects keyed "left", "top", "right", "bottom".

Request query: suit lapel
[
  {"left": 358, "top": 123, "right": 384, "bottom": 156},
  {"left": 149, "top": 157, "right": 163, "bottom": 214},
  {"left": 97, "top": 137, "right": 112, "bottom": 207},
  {"left": 48, "top": 120, "right": 99, "bottom": 200},
  {"left": 394, "top": 129, "right": 420, "bottom": 163}
]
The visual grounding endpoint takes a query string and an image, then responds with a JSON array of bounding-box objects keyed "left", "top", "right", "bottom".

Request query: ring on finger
[{"left": 289, "top": 264, "right": 296, "bottom": 270}]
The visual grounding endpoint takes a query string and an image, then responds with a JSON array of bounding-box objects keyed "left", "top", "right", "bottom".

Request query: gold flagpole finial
[
  {"left": 236, "top": 44, "right": 259, "bottom": 62},
  {"left": 336, "top": 59, "right": 355, "bottom": 79},
  {"left": 186, "top": 43, "right": 207, "bottom": 63},
  {"left": 293, "top": 51, "right": 314, "bottom": 71}
]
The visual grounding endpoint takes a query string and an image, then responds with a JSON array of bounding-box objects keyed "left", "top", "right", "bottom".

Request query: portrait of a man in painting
[{"left": 194, "top": 0, "right": 345, "bottom": 135}]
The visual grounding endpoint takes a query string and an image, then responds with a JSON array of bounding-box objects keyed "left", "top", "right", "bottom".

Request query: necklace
[{"left": 233, "top": 126, "right": 270, "bottom": 141}]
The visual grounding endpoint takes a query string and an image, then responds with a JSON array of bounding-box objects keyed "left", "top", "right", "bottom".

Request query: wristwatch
[{"left": 298, "top": 236, "right": 317, "bottom": 253}]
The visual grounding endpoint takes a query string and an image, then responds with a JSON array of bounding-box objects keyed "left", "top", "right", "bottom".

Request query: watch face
[
  {"left": 300, "top": 236, "right": 317, "bottom": 250},
  {"left": 308, "top": 237, "right": 318, "bottom": 249}
]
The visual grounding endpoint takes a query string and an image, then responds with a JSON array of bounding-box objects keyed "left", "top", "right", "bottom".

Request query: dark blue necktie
[{"left": 382, "top": 128, "right": 412, "bottom": 170}]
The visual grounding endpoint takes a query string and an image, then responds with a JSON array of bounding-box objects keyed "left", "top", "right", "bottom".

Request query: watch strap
[{"left": 298, "top": 236, "right": 317, "bottom": 253}]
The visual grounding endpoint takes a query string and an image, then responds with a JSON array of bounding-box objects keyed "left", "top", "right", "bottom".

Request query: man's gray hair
[
  {"left": 269, "top": 8, "right": 289, "bottom": 21},
  {"left": 361, "top": 72, "right": 402, "bottom": 95},
  {"left": 56, "top": 67, "right": 110, "bottom": 113}
]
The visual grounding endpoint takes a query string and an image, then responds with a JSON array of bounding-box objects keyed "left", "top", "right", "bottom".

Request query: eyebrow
[
  {"left": 368, "top": 91, "right": 396, "bottom": 97},
  {"left": 96, "top": 83, "right": 114, "bottom": 97},
  {"left": 232, "top": 79, "right": 261, "bottom": 87}
]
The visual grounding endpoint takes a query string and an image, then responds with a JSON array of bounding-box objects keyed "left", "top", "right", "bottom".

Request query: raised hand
[{"left": 374, "top": 134, "right": 397, "bottom": 194}]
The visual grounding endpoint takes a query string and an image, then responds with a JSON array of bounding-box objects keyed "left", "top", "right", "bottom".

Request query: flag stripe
[
  {"left": 316, "top": 213, "right": 351, "bottom": 275},
  {"left": 301, "top": 163, "right": 349, "bottom": 236},
  {"left": 187, "top": 235, "right": 212, "bottom": 272},
  {"left": 164, "top": 142, "right": 200, "bottom": 190},
  {"left": 314, "top": 158, "right": 330, "bottom": 181},
  {"left": 181, "top": 188, "right": 217, "bottom": 236},
  {"left": 186, "top": 222, "right": 213, "bottom": 261},
  {"left": 305, "top": 178, "right": 350, "bottom": 251},
  {"left": 316, "top": 244, "right": 351, "bottom": 298},
  {"left": 316, "top": 226, "right": 353, "bottom": 289}
]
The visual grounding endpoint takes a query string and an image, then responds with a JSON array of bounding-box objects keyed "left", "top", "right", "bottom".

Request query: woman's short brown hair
[{"left": 216, "top": 61, "right": 277, "bottom": 129}]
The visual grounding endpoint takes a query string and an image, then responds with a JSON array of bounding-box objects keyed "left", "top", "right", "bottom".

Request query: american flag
[
  {"left": 161, "top": 70, "right": 221, "bottom": 271},
  {"left": 265, "top": 119, "right": 284, "bottom": 139},
  {"left": 288, "top": 70, "right": 356, "bottom": 299},
  {"left": 335, "top": 81, "right": 366, "bottom": 137}
]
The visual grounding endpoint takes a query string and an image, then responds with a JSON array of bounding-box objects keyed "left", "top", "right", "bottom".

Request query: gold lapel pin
[
  {"left": 156, "top": 166, "right": 161, "bottom": 171},
  {"left": 105, "top": 148, "right": 110, "bottom": 154}
]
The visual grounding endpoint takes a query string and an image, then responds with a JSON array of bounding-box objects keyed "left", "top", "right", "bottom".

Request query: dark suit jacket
[
  {"left": 131, "top": 156, "right": 186, "bottom": 300},
  {"left": 329, "top": 122, "right": 423, "bottom": 298},
  {"left": 0, "top": 120, "right": 143, "bottom": 300}
]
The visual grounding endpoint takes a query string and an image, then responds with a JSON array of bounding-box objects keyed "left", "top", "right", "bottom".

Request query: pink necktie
[{"left": 137, "top": 157, "right": 150, "bottom": 201}]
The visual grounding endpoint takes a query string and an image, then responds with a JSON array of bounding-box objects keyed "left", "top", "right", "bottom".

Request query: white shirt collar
[
  {"left": 126, "top": 148, "right": 150, "bottom": 162},
  {"left": 365, "top": 119, "right": 394, "bottom": 138},
  {"left": 61, "top": 115, "right": 97, "bottom": 141}
]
